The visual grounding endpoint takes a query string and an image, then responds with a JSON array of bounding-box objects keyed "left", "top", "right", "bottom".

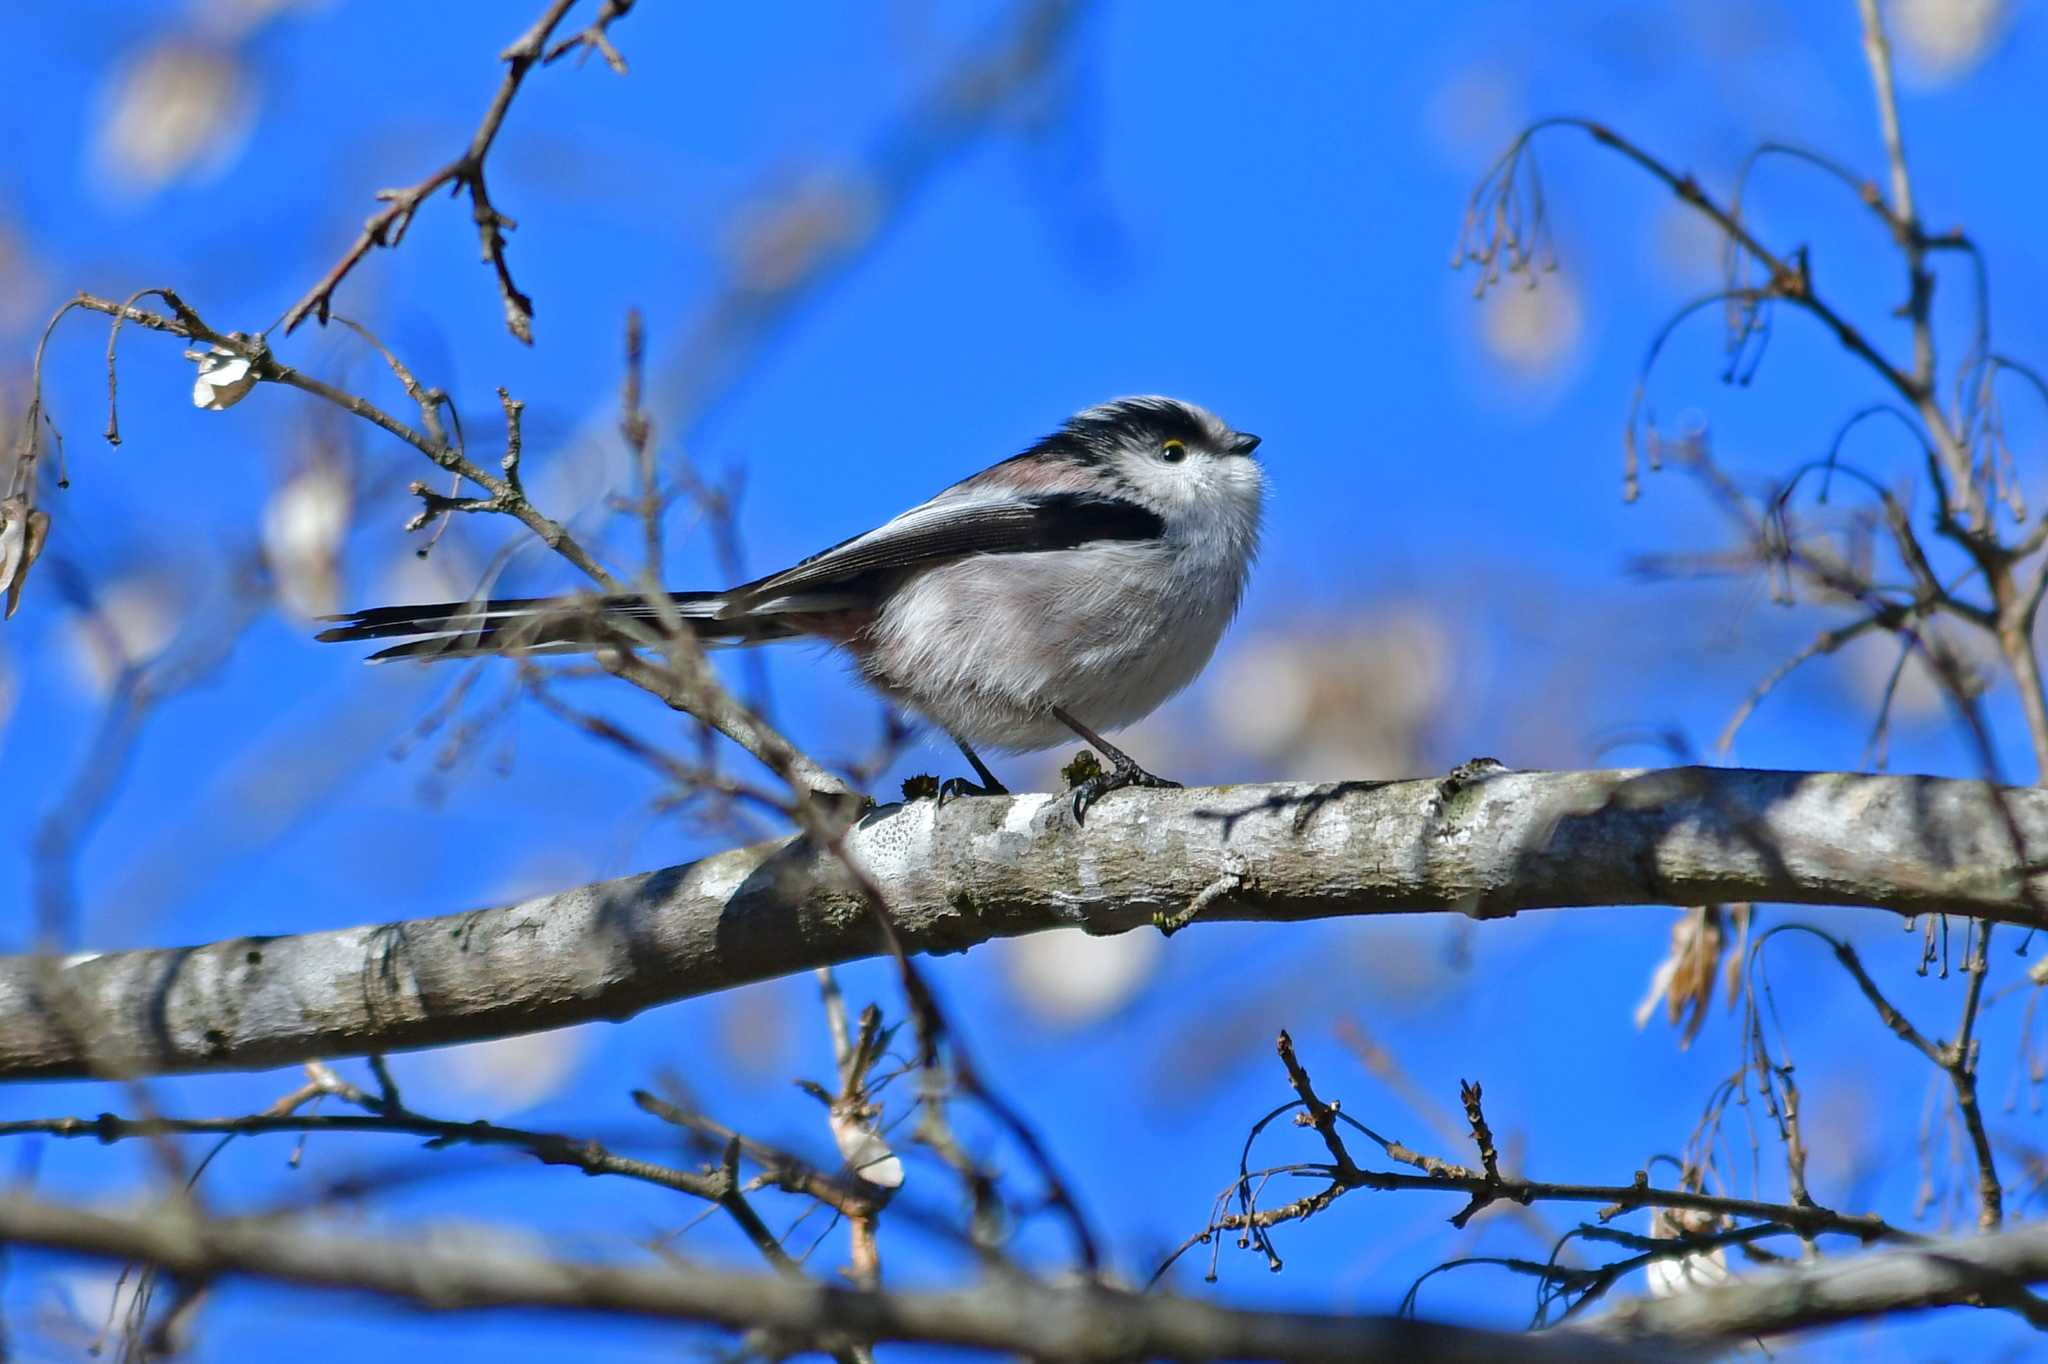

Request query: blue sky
[{"left": 6, "top": 1, "right": 2048, "bottom": 1358}]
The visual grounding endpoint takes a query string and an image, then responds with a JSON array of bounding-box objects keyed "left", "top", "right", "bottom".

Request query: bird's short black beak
[{"left": 1228, "top": 432, "right": 1262, "bottom": 456}]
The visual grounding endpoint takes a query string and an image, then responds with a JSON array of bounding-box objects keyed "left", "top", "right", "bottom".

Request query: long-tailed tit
[{"left": 319, "top": 396, "right": 1264, "bottom": 817}]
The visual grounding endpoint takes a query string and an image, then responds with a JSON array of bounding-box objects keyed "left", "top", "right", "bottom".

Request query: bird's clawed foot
[
  {"left": 1050, "top": 707, "right": 1179, "bottom": 824},
  {"left": 1068, "top": 750, "right": 1180, "bottom": 824},
  {"left": 936, "top": 773, "right": 1010, "bottom": 805},
  {"left": 932, "top": 736, "right": 1009, "bottom": 807}
]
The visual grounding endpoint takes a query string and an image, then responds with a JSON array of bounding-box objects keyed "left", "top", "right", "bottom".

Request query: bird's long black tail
[{"left": 316, "top": 590, "right": 797, "bottom": 662}]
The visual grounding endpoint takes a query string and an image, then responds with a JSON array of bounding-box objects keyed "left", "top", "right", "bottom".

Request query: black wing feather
[
  {"left": 725, "top": 492, "right": 1162, "bottom": 612},
  {"left": 317, "top": 493, "right": 1161, "bottom": 662}
]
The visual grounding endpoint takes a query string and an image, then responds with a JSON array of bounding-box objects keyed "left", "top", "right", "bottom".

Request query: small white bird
[{"left": 320, "top": 396, "right": 1264, "bottom": 817}]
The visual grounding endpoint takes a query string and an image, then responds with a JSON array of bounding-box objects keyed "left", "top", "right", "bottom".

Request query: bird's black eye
[{"left": 1159, "top": 439, "right": 1187, "bottom": 463}]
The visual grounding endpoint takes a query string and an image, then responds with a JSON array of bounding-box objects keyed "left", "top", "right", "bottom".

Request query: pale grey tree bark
[
  {"left": 1575, "top": 1222, "right": 2048, "bottom": 1344},
  {"left": 0, "top": 1191, "right": 1677, "bottom": 1361},
  {"left": 3, "top": 764, "right": 2043, "bottom": 1080},
  {"left": 2, "top": 1189, "right": 2043, "bottom": 1358}
]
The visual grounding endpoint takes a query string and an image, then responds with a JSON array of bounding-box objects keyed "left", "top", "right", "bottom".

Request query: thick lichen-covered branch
[{"left": 5, "top": 765, "right": 2047, "bottom": 1080}]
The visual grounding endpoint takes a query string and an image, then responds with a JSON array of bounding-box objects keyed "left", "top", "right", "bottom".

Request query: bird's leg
[
  {"left": 1052, "top": 706, "right": 1179, "bottom": 823},
  {"left": 936, "top": 734, "right": 1010, "bottom": 802}
]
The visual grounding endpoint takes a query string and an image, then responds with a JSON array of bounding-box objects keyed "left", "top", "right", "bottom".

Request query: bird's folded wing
[{"left": 723, "top": 490, "right": 1164, "bottom": 616}]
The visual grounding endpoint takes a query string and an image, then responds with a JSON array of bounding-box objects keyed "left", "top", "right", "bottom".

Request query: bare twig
[
  {"left": 544, "top": 0, "right": 635, "bottom": 71},
  {"left": 1753, "top": 923, "right": 2005, "bottom": 1230},
  {"left": 1277, "top": 1030, "right": 1360, "bottom": 1179},
  {"left": 281, "top": 0, "right": 635, "bottom": 340},
  {"left": 0, "top": 1102, "right": 722, "bottom": 1201},
  {"left": 1161, "top": 1037, "right": 1917, "bottom": 1307},
  {"left": 1854, "top": 0, "right": 1932, "bottom": 392},
  {"left": 48, "top": 291, "right": 854, "bottom": 800}
]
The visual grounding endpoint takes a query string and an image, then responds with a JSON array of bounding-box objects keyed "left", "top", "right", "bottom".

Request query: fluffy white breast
[{"left": 858, "top": 473, "right": 1261, "bottom": 751}]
